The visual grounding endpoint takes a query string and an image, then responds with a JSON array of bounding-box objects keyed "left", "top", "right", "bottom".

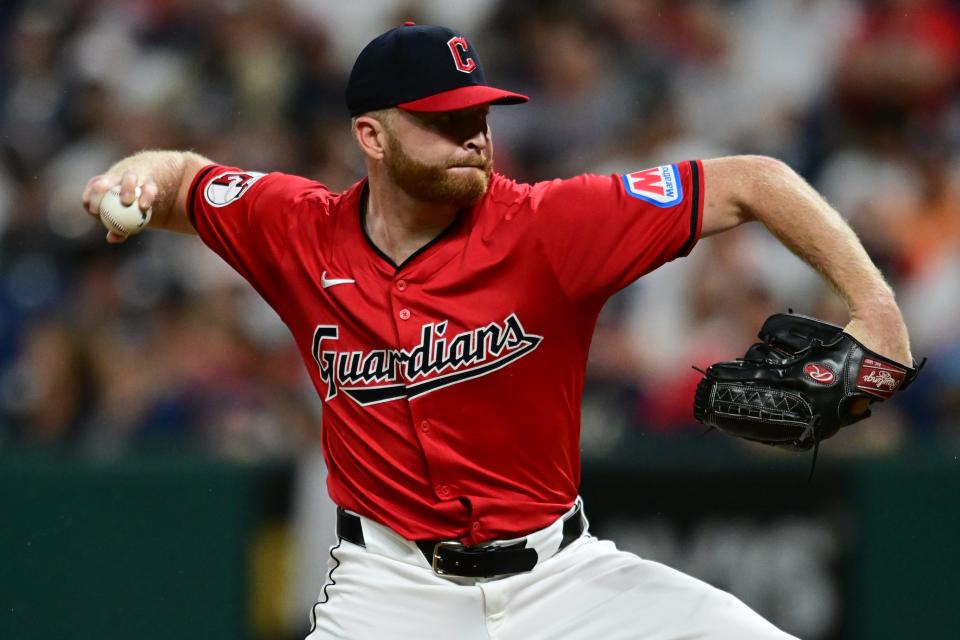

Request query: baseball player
[{"left": 82, "top": 23, "right": 912, "bottom": 640}]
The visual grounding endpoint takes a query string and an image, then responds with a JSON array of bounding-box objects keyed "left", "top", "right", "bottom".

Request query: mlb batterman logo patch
[
  {"left": 205, "top": 172, "right": 266, "bottom": 207},
  {"left": 622, "top": 164, "right": 683, "bottom": 207}
]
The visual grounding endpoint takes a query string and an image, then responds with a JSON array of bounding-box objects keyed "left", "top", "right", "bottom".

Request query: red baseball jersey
[{"left": 188, "top": 162, "right": 704, "bottom": 544}]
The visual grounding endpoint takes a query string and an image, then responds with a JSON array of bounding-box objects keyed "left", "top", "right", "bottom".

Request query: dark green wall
[
  {"left": 1, "top": 445, "right": 957, "bottom": 639},
  {"left": 0, "top": 453, "right": 253, "bottom": 640},
  {"left": 853, "top": 454, "right": 960, "bottom": 639}
]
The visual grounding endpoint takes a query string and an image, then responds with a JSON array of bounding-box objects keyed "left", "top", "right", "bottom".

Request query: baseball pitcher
[{"left": 81, "top": 23, "right": 917, "bottom": 640}]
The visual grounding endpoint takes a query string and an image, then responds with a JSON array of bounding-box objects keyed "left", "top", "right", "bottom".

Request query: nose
[{"left": 464, "top": 126, "right": 489, "bottom": 154}]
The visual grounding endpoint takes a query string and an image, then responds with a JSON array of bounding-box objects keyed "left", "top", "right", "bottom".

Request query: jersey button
[
  {"left": 437, "top": 484, "right": 450, "bottom": 497},
  {"left": 396, "top": 279, "right": 408, "bottom": 291},
  {"left": 472, "top": 521, "right": 480, "bottom": 531},
  {"left": 399, "top": 308, "right": 411, "bottom": 320},
  {"left": 419, "top": 420, "right": 430, "bottom": 433}
]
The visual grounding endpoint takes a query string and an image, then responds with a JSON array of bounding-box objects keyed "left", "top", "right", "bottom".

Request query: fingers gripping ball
[{"left": 99, "top": 185, "right": 151, "bottom": 236}]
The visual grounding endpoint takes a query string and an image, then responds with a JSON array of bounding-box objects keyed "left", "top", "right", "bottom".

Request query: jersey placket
[
  {"left": 389, "top": 273, "right": 462, "bottom": 511},
  {"left": 357, "top": 180, "right": 483, "bottom": 535}
]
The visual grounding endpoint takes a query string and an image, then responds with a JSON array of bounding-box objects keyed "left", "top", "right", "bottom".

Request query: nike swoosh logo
[{"left": 321, "top": 271, "right": 356, "bottom": 289}]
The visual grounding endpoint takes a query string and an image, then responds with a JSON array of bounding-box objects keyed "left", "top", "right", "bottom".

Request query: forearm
[
  {"left": 742, "top": 159, "right": 893, "bottom": 313},
  {"left": 722, "top": 156, "right": 911, "bottom": 361},
  {"left": 103, "top": 150, "right": 211, "bottom": 234}
]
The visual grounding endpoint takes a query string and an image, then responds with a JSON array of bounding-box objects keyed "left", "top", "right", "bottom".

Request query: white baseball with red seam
[{"left": 98, "top": 185, "right": 151, "bottom": 236}]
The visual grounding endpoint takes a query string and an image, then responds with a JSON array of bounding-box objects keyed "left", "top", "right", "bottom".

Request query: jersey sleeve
[
  {"left": 530, "top": 160, "right": 704, "bottom": 302},
  {"left": 187, "top": 164, "right": 331, "bottom": 306}
]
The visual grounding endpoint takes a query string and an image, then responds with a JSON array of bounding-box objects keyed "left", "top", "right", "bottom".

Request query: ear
[{"left": 353, "top": 115, "right": 388, "bottom": 161}]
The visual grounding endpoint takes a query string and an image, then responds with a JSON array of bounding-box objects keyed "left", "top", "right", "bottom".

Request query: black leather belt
[{"left": 336, "top": 502, "right": 586, "bottom": 578}]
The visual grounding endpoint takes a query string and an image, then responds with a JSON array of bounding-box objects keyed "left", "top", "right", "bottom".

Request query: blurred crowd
[{"left": 1, "top": 0, "right": 958, "bottom": 459}]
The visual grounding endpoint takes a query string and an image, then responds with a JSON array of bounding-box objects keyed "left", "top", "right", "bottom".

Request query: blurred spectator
[
  {"left": 2, "top": 8, "right": 69, "bottom": 172},
  {"left": 835, "top": 0, "right": 960, "bottom": 143},
  {"left": 0, "top": 317, "right": 92, "bottom": 446},
  {"left": 489, "top": 4, "right": 645, "bottom": 179}
]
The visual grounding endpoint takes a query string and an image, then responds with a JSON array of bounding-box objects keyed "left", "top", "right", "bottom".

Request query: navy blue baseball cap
[{"left": 346, "top": 22, "right": 529, "bottom": 116}]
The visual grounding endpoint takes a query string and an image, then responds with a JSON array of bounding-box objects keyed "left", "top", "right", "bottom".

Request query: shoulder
[
  {"left": 483, "top": 172, "right": 619, "bottom": 209},
  {"left": 484, "top": 172, "right": 530, "bottom": 205}
]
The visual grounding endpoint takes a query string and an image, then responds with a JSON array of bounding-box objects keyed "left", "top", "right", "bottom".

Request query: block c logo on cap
[{"left": 447, "top": 36, "right": 477, "bottom": 73}]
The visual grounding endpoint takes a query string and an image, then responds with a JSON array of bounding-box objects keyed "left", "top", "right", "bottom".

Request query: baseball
[{"left": 98, "top": 185, "right": 151, "bottom": 236}]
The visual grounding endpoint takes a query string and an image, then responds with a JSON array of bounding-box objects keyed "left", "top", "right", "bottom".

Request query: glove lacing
[
  {"left": 693, "top": 364, "right": 823, "bottom": 480},
  {"left": 804, "top": 416, "right": 822, "bottom": 481}
]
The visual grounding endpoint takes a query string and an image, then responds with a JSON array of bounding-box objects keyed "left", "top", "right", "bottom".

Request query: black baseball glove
[{"left": 693, "top": 312, "right": 923, "bottom": 453}]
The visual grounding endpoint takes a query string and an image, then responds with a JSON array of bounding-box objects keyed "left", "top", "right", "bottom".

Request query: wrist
[
  {"left": 848, "top": 289, "right": 900, "bottom": 323},
  {"left": 844, "top": 307, "right": 912, "bottom": 365}
]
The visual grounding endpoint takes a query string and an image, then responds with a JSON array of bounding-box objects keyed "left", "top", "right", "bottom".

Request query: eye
[
  {"left": 424, "top": 113, "right": 452, "bottom": 128},
  {"left": 457, "top": 110, "right": 487, "bottom": 130},
  {"left": 419, "top": 109, "right": 488, "bottom": 138},
  {"left": 472, "top": 108, "right": 489, "bottom": 129}
]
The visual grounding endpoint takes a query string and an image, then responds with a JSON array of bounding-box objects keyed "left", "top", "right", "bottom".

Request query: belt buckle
[{"left": 431, "top": 541, "right": 466, "bottom": 575}]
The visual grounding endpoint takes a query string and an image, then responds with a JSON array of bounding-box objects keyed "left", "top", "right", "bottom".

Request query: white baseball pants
[{"left": 305, "top": 503, "right": 798, "bottom": 639}]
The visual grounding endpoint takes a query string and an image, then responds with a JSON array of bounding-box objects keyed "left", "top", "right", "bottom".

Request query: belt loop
[
  {"left": 560, "top": 500, "right": 585, "bottom": 550},
  {"left": 336, "top": 507, "right": 366, "bottom": 547}
]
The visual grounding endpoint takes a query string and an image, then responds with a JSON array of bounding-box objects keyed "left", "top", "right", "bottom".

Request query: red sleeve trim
[
  {"left": 186, "top": 164, "right": 218, "bottom": 231},
  {"left": 677, "top": 159, "right": 704, "bottom": 258}
]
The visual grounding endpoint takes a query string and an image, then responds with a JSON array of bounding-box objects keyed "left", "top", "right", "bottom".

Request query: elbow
[
  {"left": 745, "top": 154, "right": 792, "bottom": 174},
  {"left": 182, "top": 151, "right": 213, "bottom": 177},
  {"left": 739, "top": 155, "right": 797, "bottom": 188},
  {"left": 737, "top": 155, "right": 798, "bottom": 219},
  {"left": 701, "top": 155, "right": 801, "bottom": 236}
]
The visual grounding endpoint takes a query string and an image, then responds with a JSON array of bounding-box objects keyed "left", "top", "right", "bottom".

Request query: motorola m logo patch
[{"left": 311, "top": 314, "right": 542, "bottom": 406}]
